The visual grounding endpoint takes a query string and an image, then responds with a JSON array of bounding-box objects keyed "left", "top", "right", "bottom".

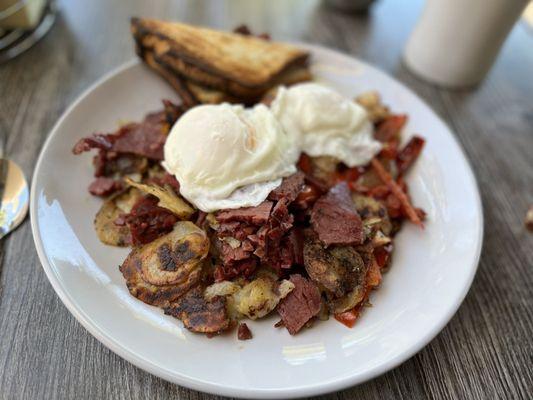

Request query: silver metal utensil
[
  {"left": 0, "top": 158, "right": 28, "bottom": 238},
  {"left": 0, "top": 116, "right": 29, "bottom": 240}
]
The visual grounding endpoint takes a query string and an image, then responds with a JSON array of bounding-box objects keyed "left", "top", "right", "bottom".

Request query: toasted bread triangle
[
  {"left": 131, "top": 18, "right": 309, "bottom": 89},
  {"left": 141, "top": 50, "right": 198, "bottom": 107}
]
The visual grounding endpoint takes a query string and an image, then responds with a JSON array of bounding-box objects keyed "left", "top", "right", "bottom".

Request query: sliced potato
[
  {"left": 234, "top": 274, "right": 294, "bottom": 320},
  {"left": 329, "top": 249, "right": 373, "bottom": 314},
  {"left": 164, "top": 287, "right": 230, "bottom": 334},
  {"left": 310, "top": 155, "right": 338, "bottom": 185},
  {"left": 146, "top": 164, "right": 167, "bottom": 179},
  {"left": 303, "top": 235, "right": 366, "bottom": 298},
  {"left": 119, "top": 222, "right": 209, "bottom": 307},
  {"left": 94, "top": 188, "right": 142, "bottom": 247},
  {"left": 204, "top": 281, "right": 241, "bottom": 300},
  {"left": 355, "top": 91, "right": 390, "bottom": 123},
  {"left": 329, "top": 281, "right": 367, "bottom": 314},
  {"left": 204, "top": 271, "right": 295, "bottom": 320},
  {"left": 124, "top": 177, "right": 194, "bottom": 219},
  {"left": 352, "top": 194, "right": 392, "bottom": 236},
  {"left": 137, "top": 222, "right": 209, "bottom": 286}
]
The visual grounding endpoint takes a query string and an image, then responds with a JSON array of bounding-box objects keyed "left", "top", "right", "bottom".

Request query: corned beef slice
[
  {"left": 88, "top": 177, "right": 123, "bottom": 197},
  {"left": 72, "top": 134, "right": 113, "bottom": 154},
  {"left": 218, "top": 239, "right": 254, "bottom": 264},
  {"left": 214, "top": 258, "right": 257, "bottom": 282},
  {"left": 213, "top": 173, "right": 306, "bottom": 278},
  {"left": 111, "top": 121, "right": 166, "bottom": 160},
  {"left": 145, "top": 173, "right": 181, "bottom": 193},
  {"left": 277, "top": 274, "right": 321, "bottom": 335},
  {"left": 72, "top": 100, "right": 183, "bottom": 161},
  {"left": 268, "top": 172, "right": 305, "bottom": 203},
  {"left": 286, "top": 228, "right": 304, "bottom": 266},
  {"left": 237, "top": 323, "right": 253, "bottom": 340},
  {"left": 73, "top": 117, "right": 165, "bottom": 160},
  {"left": 264, "top": 200, "right": 294, "bottom": 271},
  {"left": 215, "top": 201, "right": 273, "bottom": 225},
  {"left": 310, "top": 182, "right": 364, "bottom": 246},
  {"left": 125, "top": 195, "right": 178, "bottom": 245}
]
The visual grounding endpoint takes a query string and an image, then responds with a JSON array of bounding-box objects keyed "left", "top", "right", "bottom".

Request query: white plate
[{"left": 30, "top": 44, "right": 483, "bottom": 399}]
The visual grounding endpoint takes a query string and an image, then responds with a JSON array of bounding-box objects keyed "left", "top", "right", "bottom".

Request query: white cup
[{"left": 403, "top": 0, "right": 529, "bottom": 88}]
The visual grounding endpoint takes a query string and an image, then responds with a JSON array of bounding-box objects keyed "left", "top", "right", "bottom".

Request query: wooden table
[{"left": 1, "top": 0, "right": 531, "bottom": 398}]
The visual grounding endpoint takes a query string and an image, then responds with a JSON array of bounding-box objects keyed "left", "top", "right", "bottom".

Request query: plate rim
[{"left": 30, "top": 43, "right": 484, "bottom": 399}]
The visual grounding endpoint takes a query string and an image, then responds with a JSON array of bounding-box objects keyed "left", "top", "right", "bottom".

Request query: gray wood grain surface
[{"left": 1, "top": 0, "right": 532, "bottom": 399}]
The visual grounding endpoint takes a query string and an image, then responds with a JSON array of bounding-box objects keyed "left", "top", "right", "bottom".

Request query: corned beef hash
[
  {"left": 72, "top": 83, "right": 426, "bottom": 339},
  {"left": 72, "top": 22, "right": 426, "bottom": 340}
]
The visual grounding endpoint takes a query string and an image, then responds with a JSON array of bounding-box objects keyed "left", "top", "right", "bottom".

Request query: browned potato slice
[
  {"left": 329, "top": 278, "right": 367, "bottom": 314},
  {"left": 355, "top": 91, "right": 391, "bottom": 123},
  {"left": 232, "top": 273, "right": 294, "bottom": 320},
  {"left": 310, "top": 155, "right": 338, "bottom": 185},
  {"left": 146, "top": 164, "right": 166, "bottom": 179},
  {"left": 139, "top": 222, "right": 209, "bottom": 286},
  {"left": 119, "top": 222, "right": 208, "bottom": 307},
  {"left": 204, "top": 270, "right": 295, "bottom": 320},
  {"left": 120, "top": 255, "right": 202, "bottom": 308},
  {"left": 164, "top": 287, "right": 229, "bottom": 334},
  {"left": 352, "top": 194, "right": 392, "bottom": 236},
  {"left": 329, "top": 247, "right": 373, "bottom": 314},
  {"left": 94, "top": 188, "right": 142, "bottom": 247},
  {"left": 303, "top": 235, "right": 366, "bottom": 298}
]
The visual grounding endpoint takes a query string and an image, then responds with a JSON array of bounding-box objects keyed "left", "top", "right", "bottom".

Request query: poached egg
[
  {"left": 163, "top": 103, "right": 298, "bottom": 212},
  {"left": 271, "top": 82, "right": 381, "bottom": 167}
]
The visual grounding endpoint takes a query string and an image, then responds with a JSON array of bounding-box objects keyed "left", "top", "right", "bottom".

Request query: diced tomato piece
[
  {"left": 344, "top": 167, "right": 361, "bottom": 182},
  {"left": 379, "top": 142, "right": 399, "bottom": 160},
  {"left": 374, "top": 244, "right": 393, "bottom": 268},
  {"left": 334, "top": 167, "right": 361, "bottom": 184},
  {"left": 350, "top": 183, "right": 369, "bottom": 193},
  {"left": 335, "top": 307, "right": 361, "bottom": 328},
  {"left": 367, "top": 259, "right": 382, "bottom": 287},
  {"left": 397, "top": 136, "right": 425, "bottom": 174},
  {"left": 385, "top": 193, "right": 402, "bottom": 218},
  {"left": 375, "top": 115, "right": 408, "bottom": 142},
  {"left": 396, "top": 176, "right": 408, "bottom": 193},
  {"left": 368, "top": 184, "right": 390, "bottom": 199},
  {"left": 335, "top": 289, "right": 371, "bottom": 328},
  {"left": 371, "top": 158, "right": 423, "bottom": 227}
]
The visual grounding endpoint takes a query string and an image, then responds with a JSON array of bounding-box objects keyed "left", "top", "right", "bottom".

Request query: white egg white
[
  {"left": 271, "top": 82, "right": 381, "bottom": 167},
  {"left": 163, "top": 103, "right": 298, "bottom": 212}
]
